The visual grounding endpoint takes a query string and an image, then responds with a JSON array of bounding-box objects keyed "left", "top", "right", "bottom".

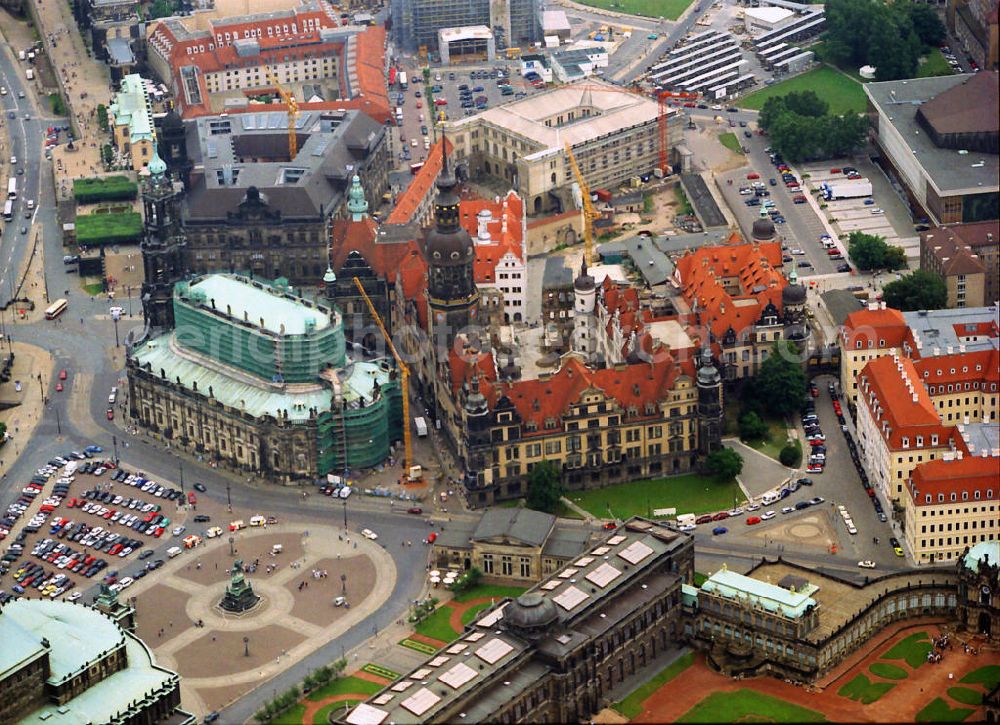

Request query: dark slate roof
[
  {"left": 917, "top": 71, "right": 999, "bottom": 136},
  {"left": 541, "top": 525, "right": 592, "bottom": 559},
  {"left": 472, "top": 508, "right": 556, "bottom": 547}
]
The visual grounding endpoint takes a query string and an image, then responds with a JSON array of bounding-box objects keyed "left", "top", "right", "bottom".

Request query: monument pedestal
[{"left": 219, "top": 560, "right": 260, "bottom": 613}]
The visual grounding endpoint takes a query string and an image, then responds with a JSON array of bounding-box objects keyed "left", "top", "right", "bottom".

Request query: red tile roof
[
  {"left": 913, "top": 349, "right": 1000, "bottom": 390},
  {"left": 396, "top": 248, "right": 429, "bottom": 329},
  {"left": 479, "top": 354, "right": 690, "bottom": 436},
  {"left": 674, "top": 240, "right": 786, "bottom": 340},
  {"left": 386, "top": 137, "right": 453, "bottom": 225},
  {"left": 329, "top": 217, "right": 422, "bottom": 281},
  {"left": 908, "top": 454, "right": 1000, "bottom": 506},
  {"left": 459, "top": 192, "right": 525, "bottom": 284},
  {"left": 857, "top": 355, "right": 953, "bottom": 449},
  {"left": 840, "top": 306, "right": 908, "bottom": 349}
]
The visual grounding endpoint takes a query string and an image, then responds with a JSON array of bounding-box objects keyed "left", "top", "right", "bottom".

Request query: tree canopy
[
  {"left": 739, "top": 411, "right": 769, "bottom": 442},
  {"left": 757, "top": 91, "right": 867, "bottom": 162},
  {"left": 526, "top": 460, "right": 564, "bottom": 514},
  {"left": 752, "top": 341, "right": 808, "bottom": 417},
  {"left": 825, "top": 0, "right": 945, "bottom": 81},
  {"left": 706, "top": 448, "right": 744, "bottom": 482},
  {"left": 847, "top": 231, "right": 908, "bottom": 271},
  {"left": 882, "top": 270, "right": 948, "bottom": 311}
]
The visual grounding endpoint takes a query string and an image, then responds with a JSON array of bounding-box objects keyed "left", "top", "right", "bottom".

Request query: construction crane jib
[
  {"left": 262, "top": 63, "right": 300, "bottom": 158},
  {"left": 352, "top": 277, "right": 412, "bottom": 472}
]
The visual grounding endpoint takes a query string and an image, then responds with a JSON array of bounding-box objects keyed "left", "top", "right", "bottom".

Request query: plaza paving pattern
[
  {"left": 128, "top": 523, "right": 396, "bottom": 717},
  {"left": 629, "top": 622, "right": 994, "bottom": 722}
]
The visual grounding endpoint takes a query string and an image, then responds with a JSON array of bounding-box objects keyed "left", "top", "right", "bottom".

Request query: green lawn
[
  {"left": 615, "top": 652, "right": 694, "bottom": 719},
  {"left": 574, "top": 0, "right": 694, "bottom": 21},
  {"left": 82, "top": 281, "right": 105, "bottom": 296},
  {"left": 305, "top": 676, "right": 383, "bottom": 702},
  {"left": 679, "top": 688, "right": 827, "bottom": 723},
  {"left": 399, "top": 638, "right": 437, "bottom": 655},
  {"left": 460, "top": 601, "right": 494, "bottom": 627},
  {"left": 414, "top": 606, "right": 462, "bottom": 642},
  {"left": 882, "top": 632, "right": 932, "bottom": 669},
  {"left": 452, "top": 584, "right": 527, "bottom": 604},
  {"left": 961, "top": 665, "right": 1000, "bottom": 690},
  {"left": 868, "top": 662, "right": 909, "bottom": 680},
  {"left": 947, "top": 686, "right": 984, "bottom": 706},
  {"left": 740, "top": 67, "right": 867, "bottom": 116},
  {"left": 570, "top": 473, "right": 745, "bottom": 520},
  {"left": 745, "top": 417, "right": 792, "bottom": 461},
  {"left": 315, "top": 700, "right": 363, "bottom": 723},
  {"left": 838, "top": 674, "right": 896, "bottom": 704},
  {"left": 270, "top": 703, "right": 307, "bottom": 724},
  {"left": 75, "top": 211, "right": 143, "bottom": 246},
  {"left": 918, "top": 48, "right": 954, "bottom": 78},
  {"left": 916, "top": 697, "right": 975, "bottom": 723},
  {"left": 719, "top": 132, "right": 743, "bottom": 154}
]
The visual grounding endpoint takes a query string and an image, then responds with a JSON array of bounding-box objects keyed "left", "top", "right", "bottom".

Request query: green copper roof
[
  {"left": 701, "top": 569, "right": 817, "bottom": 619},
  {"left": 182, "top": 274, "right": 330, "bottom": 335},
  {"left": 147, "top": 141, "right": 167, "bottom": 177},
  {"left": 347, "top": 173, "right": 369, "bottom": 221},
  {"left": 110, "top": 73, "right": 154, "bottom": 143},
  {"left": 964, "top": 541, "right": 1000, "bottom": 573}
]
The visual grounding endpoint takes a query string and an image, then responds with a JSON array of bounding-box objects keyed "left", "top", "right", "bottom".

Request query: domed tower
[
  {"left": 782, "top": 266, "right": 810, "bottom": 349},
  {"left": 502, "top": 593, "right": 559, "bottom": 639},
  {"left": 751, "top": 217, "right": 776, "bottom": 243},
  {"left": 347, "top": 174, "right": 369, "bottom": 221},
  {"left": 571, "top": 260, "right": 597, "bottom": 363},
  {"left": 156, "top": 109, "right": 191, "bottom": 188},
  {"left": 697, "top": 341, "right": 723, "bottom": 455},
  {"left": 425, "top": 139, "right": 478, "bottom": 354},
  {"left": 140, "top": 141, "right": 187, "bottom": 330}
]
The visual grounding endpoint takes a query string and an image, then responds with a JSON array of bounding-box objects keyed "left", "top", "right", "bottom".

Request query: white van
[
  {"left": 166, "top": 546, "right": 182, "bottom": 558},
  {"left": 761, "top": 491, "right": 778, "bottom": 505},
  {"left": 108, "top": 387, "right": 117, "bottom": 404}
]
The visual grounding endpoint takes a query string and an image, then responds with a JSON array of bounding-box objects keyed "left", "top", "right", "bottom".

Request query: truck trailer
[{"left": 820, "top": 180, "right": 872, "bottom": 200}]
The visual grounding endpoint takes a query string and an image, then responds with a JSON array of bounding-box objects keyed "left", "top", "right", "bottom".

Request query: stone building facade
[{"left": 341, "top": 519, "right": 694, "bottom": 725}]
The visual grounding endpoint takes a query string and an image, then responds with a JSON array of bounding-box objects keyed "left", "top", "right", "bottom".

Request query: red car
[
  {"left": 407, "top": 507, "right": 423, "bottom": 515},
  {"left": 56, "top": 382, "right": 64, "bottom": 392},
  {"left": 746, "top": 516, "right": 762, "bottom": 525},
  {"left": 602, "top": 522, "right": 617, "bottom": 530},
  {"left": 427, "top": 532, "right": 437, "bottom": 543},
  {"left": 416, "top": 101, "right": 422, "bottom": 108},
  {"left": 434, "top": 99, "right": 447, "bottom": 106},
  {"left": 747, "top": 172, "right": 760, "bottom": 180},
  {"left": 106, "top": 408, "right": 114, "bottom": 420},
  {"left": 695, "top": 514, "right": 713, "bottom": 524},
  {"left": 683, "top": 101, "right": 696, "bottom": 107},
  {"left": 712, "top": 511, "right": 730, "bottom": 521},
  {"left": 806, "top": 464, "right": 824, "bottom": 473},
  {"left": 187, "top": 491, "right": 197, "bottom": 505},
  {"left": 59, "top": 369, "right": 68, "bottom": 380}
]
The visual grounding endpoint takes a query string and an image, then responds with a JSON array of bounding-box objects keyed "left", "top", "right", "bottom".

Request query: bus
[
  {"left": 398, "top": 71, "right": 408, "bottom": 90},
  {"left": 45, "top": 299, "right": 68, "bottom": 320},
  {"left": 388, "top": 67, "right": 397, "bottom": 88},
  {"left": 6, "top": 178, "right": 16, "bottom": 200},
  {"left": 2, "top": 200, "right": 12, "bottom": 222}
]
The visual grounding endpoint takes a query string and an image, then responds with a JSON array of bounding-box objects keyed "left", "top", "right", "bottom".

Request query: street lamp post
[
  {"left": 229, "top": 536, "right": 235, "bottom": 556},
  {"left": 112, "top": 434, "right": 119, "bottom": 464},
  {"left": 178, "top": 459, "right": 185, "bottom": 495},
  {"left": 342, "top": 498, "right": 347, "bottom": 529},
  {"left": 243, "top": 636, "right": 250, "bottom": 657},
  {"left": 340, "top": 573, "right": 347, "bottom": 596},
  {"left": 226, "top": 481, "right": 232, "bottom": 513},
  {"left": 54, "top": 406, "right": 62, "bottom": 436},
  {"left": 113, "top": 315, "right": 120, "bottom": 347}
]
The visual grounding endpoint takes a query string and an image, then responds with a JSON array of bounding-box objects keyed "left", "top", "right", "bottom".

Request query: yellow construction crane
[
  {"left": 353, "top": 277, "right": 412, "bottom": 474},
  {"left": 261, "top": 63, "right": 300, "bottom": 158},
  {"left": 565, "top": 143, "right": 600, "bottom": 265}
]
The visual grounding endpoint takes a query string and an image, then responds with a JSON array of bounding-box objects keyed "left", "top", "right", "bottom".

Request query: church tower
[
  {"left": 139, "top": 142, "right": 187, "bottom": 330},
  {"left": 571, "top": 260, "right": 597, "bottom": 364},
  {"left": 462, "top": 372, "right": 492, "bottom": 489},
  {"left": 424, "top": 140, "right": 478, "bottom": 356},
  {"left": 697, "top": 341, "right": 723, "bottom": 454},
  {"left": 347, "top": 174, "right": 369, "bottom": 221}
]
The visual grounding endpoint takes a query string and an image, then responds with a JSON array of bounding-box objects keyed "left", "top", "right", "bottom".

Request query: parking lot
[
  {"left": 390, "top": 63, "right": 540, "bottom": 172},
  {"left": 0, "top": 450, "right": 193, "bottom": 604},
  {"left": 798, "top": 161, "right": 921, "bottom": 267}
]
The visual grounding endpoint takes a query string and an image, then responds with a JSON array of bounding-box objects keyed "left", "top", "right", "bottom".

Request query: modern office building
[
  {"left": 0, "top": 597, "right": 192, "bottom": 724},
  {"left": 446, "top": 79, "right": 680, "bottom": 215},
  {"left": 864, "top": 73, "right": 999, "bottom": 226},
  {"left": 391, "top": 0, "right": 540, "bottom": 53},
  {"left": 128, "top": 272, "right": 403, "bottom": 480},
  {"left": 342, "top": 518, "right": 695, "bottom": 725}
]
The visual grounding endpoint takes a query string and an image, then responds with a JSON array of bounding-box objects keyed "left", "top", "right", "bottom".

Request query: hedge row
[
  {"left": 73, "top": 176, "right": 138, "bottom": 203},
  {"left": 75, "top": 211, "right": 143, "bottom": 246}
]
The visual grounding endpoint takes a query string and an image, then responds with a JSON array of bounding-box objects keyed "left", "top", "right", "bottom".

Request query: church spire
[{"left": 347, "top": 174, "right": 369, "bottom": 221}]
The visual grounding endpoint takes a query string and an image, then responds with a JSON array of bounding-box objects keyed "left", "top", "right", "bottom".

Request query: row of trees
[
  {"left": 882, "top": 269, "right": 947, "bottom": 311},
  {"left": 825, "top": 0, "right": 946, "bottom": 80},
  {"left": 758, "top": 91, "right": 867, "bottom": 162},
  {"left": 847, "top": 231, "right": 908, "bottom": 271}
]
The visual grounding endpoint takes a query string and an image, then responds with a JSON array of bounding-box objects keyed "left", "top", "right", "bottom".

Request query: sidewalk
[{"left": 0, "top": 341, "right": 56, "bottom": 475}]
